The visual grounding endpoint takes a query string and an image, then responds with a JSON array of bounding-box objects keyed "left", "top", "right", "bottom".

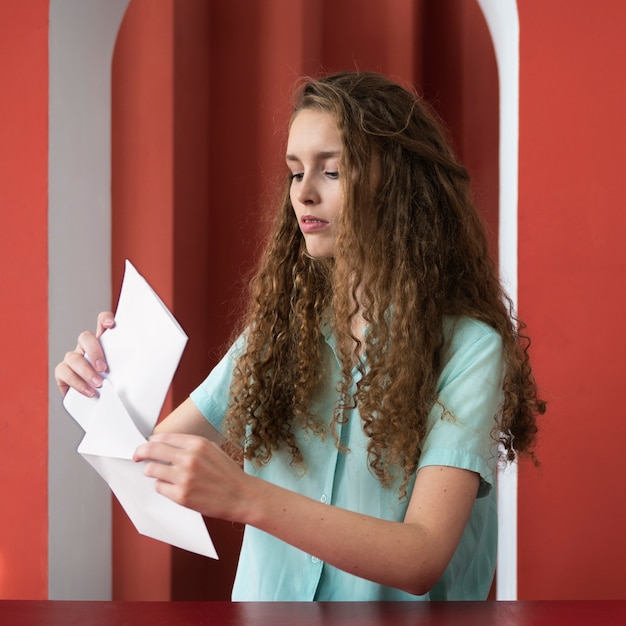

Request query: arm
[
  {"left": 154, "top": 398, "right": 224, "bottom": 444},
  {"left": 246, "top": 462, "right": 478, "bottom": 595},
  {"left": 134, "top": 432, "right": 478, "bottom": 596}
]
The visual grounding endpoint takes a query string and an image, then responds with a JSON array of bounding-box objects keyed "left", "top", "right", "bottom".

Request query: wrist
[{"left": 236, "top": 473, "right": 282, "bottom": 530}]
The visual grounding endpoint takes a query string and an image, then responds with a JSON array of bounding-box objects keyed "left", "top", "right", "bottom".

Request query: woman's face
[{"left": 286, "top": 109, "right": 343, "bottom": 259}]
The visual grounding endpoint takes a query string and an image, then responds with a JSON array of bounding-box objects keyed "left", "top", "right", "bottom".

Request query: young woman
[{"left": 55, "top": 71, "right": 544, "bottom": 601}]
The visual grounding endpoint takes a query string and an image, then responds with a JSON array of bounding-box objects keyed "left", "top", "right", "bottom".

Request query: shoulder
[
  {"left": 441, "top": 316, "right": 502, "bottom": 367},
  {"left": 437, "top": 316, "right": 504, "bottom": 394},
  {"left": 190, "top": 333, "right": 248, "bottom": 416},
  {"left": 443, "top": 315, "right": 501, "bottom": 349},
  {"left": 421, "top": 317, "right": 505, "bottom": 493}
]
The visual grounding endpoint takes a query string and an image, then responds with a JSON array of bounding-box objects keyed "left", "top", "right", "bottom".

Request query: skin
[
  {"left": 287, "top": 109, "right": 343, "bottom": 259},
  {"left": 54, "top": 110, "right": 481, "bottom": 597}
]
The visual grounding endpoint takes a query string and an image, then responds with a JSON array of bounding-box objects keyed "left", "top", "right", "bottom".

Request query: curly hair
[{"left": 223, "top": 71, "right": 545, "bottom": 497}]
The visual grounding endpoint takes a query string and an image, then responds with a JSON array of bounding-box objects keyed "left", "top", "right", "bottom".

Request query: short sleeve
[
  {"left": 418, "top": 318, "right": 504, "bottom": 497},
  {"left": 189, "top": 335, "right": 246, "bottom": 434}
]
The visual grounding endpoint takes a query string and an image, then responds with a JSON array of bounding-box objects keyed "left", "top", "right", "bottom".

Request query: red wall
[
  {"left": 3, "top": 0, "right": 624, "bottom": 603},
  {"left": 109, "top": 0, "right": 498, "bottom": 600},
  {"left": 517, "top": 0, "right": 626, "bottom": 600},
  {"left": 0, "top": 1, "right": 49, "bottom": 600}
]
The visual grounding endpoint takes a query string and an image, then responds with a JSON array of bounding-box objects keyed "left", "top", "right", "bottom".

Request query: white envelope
[{"left": 63, "top": 260, "right": 218, "bottom": 559}]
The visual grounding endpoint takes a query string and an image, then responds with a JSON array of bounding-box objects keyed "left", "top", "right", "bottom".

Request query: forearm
[
  {"left": 153, "top": 398, "right": 224, "bottom": 443},
  {"left": 237, "top": 475, "right": 444, "bottom": 596}
]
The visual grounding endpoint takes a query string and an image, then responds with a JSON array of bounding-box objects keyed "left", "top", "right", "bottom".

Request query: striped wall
[{"left": 2, "top": 0, "right": 625, "bottom": 602}]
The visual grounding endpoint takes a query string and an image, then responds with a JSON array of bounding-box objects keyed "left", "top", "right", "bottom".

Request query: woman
[{"left": 56, "top": 71, "right": 544, "bottom": 601}]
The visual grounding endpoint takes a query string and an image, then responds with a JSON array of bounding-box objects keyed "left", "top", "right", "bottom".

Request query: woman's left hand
[{"left": 133, "top": 432, "right": 252, "bottom": 522}]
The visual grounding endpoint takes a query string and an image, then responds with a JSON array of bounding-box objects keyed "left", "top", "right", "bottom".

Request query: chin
[{"left": 306, "top": 247, "right": 334, "bottom": 259}]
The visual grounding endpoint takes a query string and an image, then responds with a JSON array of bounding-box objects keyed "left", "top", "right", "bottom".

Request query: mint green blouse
[{"left": 190, "top": 316, "right": 503, "bottom": 601}]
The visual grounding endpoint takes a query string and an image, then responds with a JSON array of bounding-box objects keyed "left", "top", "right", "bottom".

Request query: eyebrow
[{"left": 285, "top": 150, "right": 341, "bottom": 162}]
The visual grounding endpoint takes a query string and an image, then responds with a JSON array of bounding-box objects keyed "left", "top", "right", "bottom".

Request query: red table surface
[{"left": 1, "top": 600, "right": 625, "bottom": 626}]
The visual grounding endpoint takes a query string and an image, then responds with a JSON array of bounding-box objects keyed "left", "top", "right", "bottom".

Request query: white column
[
  {"left": 475, "top": 0, "right": 520, "bottom": 601},
  {"left": 48, "top": 0, "right": 130, "bottom": 600}
]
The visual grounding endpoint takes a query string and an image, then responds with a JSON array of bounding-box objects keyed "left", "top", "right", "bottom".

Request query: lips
[{"left": 300, "top": 214, "right": 329, "bottom": 233}]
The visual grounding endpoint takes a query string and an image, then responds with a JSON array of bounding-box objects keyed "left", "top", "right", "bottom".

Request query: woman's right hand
[{"left": 54, "top": 311, "right": 116, "bottom": 398}]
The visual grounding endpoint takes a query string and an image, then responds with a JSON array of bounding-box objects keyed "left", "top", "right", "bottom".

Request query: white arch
[
  {"left": 476, "top": 0, "right": 520, "bottom": 601},
  {"left": 48, "top": 0, "right": 130, "bottom": 600}
]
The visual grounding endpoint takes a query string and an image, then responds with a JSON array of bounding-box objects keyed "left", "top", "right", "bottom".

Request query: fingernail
[
  {"left": 91, "top": 376, "right": 103, "bottom": 388},
  {"left": 95, "top": 359, "right": 107, "bottom": 371}
]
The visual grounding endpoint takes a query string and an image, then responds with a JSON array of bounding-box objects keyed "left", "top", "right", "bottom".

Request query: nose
[{"left": 294, "top": 173, "right": 320, "bottom": 205}]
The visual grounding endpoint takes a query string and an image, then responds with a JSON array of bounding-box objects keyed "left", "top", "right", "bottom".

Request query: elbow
[
  {"left": 398, "top": 564, "right": 444, "bottom": 598},
  {"left": 403, "top": 578, "right": 438, "bottom": 598}
]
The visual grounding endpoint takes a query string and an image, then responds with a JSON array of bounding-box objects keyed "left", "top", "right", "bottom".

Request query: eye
[
  {"left": 324, "top": 171, "right": 339, "bottom": 179},
  {"left": 289, "top": 172, "right": 303, "bottom": 182}
]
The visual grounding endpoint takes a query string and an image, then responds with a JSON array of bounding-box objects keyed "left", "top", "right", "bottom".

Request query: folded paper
[{"left": 63, "top": 260, "right": 218, "bottom": 559}]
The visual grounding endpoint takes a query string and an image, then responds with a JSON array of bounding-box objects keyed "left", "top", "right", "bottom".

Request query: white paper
[
  {"left": 63, "top": 260, "right": 218, "bottom": 559},
  {"left": 65, "top": 260, "right": 188, "bottom": 438}
]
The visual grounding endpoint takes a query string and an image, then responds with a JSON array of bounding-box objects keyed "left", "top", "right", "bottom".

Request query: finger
[
  {"left": 96, "top": 311, "right": 115, "bottom": 338},
  {"left": 54, "top": 361, "right": 98, "bottom": 398},
  {"left": 65, "top": 347, "right": 106, "bottom": 388},
  {"left": 76, "top": 330, "right": 108, "bottom": 373},
  {"left": 134, "top": 440, "right": 181, "bottom": 465},
  {"left": 148, "top": 432, "right": 208, "bottom": 450},
  {"left": 152, "top": 479, "right": 179, "bottom": 502},
  {"left": 143, "top": 459, "right": 176, "bottom": 484}
]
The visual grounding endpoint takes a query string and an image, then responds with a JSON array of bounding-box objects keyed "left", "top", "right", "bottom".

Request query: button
[
  {"left": 311, "top": 556, "right": 320, "bottom": 564},
  {"left": 320, "top": 494, "right": 327, "bottom": 503}
]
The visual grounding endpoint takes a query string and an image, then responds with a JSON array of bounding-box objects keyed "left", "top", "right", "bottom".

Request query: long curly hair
[{"left": 223, "top": 71, "right": 545, "bottom": 497}]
